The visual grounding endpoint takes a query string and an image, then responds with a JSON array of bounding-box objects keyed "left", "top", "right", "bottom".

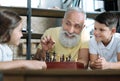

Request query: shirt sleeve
[
  {"left": 0, "top": 48, "right": 3, "bottom": 61},
  {"left": 89, "top": 37, "right": 98, "bottom": 55},
  {"left": 117, "top": 40, "right": 120, "bottom": 53}
]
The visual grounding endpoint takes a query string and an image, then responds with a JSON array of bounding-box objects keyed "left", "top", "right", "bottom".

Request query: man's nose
[{"left": 69, "top": 26, "right": 74, "bottom": 34}]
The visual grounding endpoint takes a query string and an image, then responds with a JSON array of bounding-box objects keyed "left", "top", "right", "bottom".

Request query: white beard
[{"left": 59, "top": 28, "right": 80, "bottom": 48}]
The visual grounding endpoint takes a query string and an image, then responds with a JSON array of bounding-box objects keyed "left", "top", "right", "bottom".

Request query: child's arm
[
  {"left": 94, "top": 53, "right": 120, "bottom": 70},
  {"left": 0, "top": 60, "right": 46, "bottom": 70},
  {"left": 105, "top": 53, "right": 120, "bottom": 69}
]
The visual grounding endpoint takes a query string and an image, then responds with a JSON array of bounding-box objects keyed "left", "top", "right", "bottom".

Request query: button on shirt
[
  {"left": 89, "top": 33, "right": 120, "bottom": 62},
  {"left": 0, "top": 44, "right": 13, "bottom": 61}
]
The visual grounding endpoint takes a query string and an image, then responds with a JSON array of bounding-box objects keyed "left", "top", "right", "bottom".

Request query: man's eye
[
  {"left": 66, "top": 22, "right": 71, "bottom": 26},
  {"left": 75, "top": 25, "right": 82, "bottom": 29},
  {"left": 76, "top": 25, "right": 80, "bottom": 28}
]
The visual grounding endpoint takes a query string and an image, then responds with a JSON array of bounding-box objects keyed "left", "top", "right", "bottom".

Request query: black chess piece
[
  {"left": 52, "top": 51, "right": 56, "bottom": 62},
  {"left": 68, "top": 54, "right": 71, "bottom": 62},
  {"left": 46, "top": 52, "right": 50, "bottom": 62},
  {"left": 66, "top": 57, "right": 69, "bottom": 62},
  {"left": 60, "top": 54, "right": 65, "bottom": 62}
]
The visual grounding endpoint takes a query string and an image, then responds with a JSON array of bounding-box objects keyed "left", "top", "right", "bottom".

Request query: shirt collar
[{"left": 98, "top": 35, "right": 114, "bottom": 50}]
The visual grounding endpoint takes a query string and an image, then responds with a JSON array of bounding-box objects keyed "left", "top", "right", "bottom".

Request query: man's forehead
[
  {"left": 69, "top": 11, "right": 84, "bottom": 16},
  {"left": 65, "top": 19, "right": 84, "bottom": 26},
  {"left": 66, "top": 12, "right": 84, "bottom": 20}
]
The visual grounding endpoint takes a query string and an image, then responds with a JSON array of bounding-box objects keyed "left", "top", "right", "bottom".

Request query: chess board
[{"left": 46, "top": 62, "right": 84, "bottom": 69}]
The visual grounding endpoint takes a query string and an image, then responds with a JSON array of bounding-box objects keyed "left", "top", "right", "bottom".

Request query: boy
[{"left": 89, "top": 12, "right": 120, "bottom": 69}]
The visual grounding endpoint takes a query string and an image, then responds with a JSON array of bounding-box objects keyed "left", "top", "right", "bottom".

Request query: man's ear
[
  {"left": 82, "top": 24, "right": 85, "bottom": 29},
  {"left": 111, "top": 27, "right": 116, "bottom": 34}
]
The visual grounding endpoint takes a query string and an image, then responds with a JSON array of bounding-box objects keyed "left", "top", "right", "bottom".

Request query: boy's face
[
  {"left": 9, "top": 22, "right": 23, "bottom": 46},
  {"left": 94, "top": 21, "right": 114, "bottom": 43}
]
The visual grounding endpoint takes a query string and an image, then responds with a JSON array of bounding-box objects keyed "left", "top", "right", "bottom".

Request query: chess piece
[
  {"left": 51, "top": 55, "right": 54, "bottom": 62},
  {"left": 56, "top": 55, "right": 60, "bottom": 62},
  {"left": 46, "top": 52, "right": 50, "bottom": 62},
  {"left": 60, "top": 54, "right": 65, "bottom": 62},
  {"left": 68, "top": 54, "right": 71, "bottom": 62},
  {"left": 66, "top": 57, "right": 69, "bottom": 62},
  {"left": 52, "top": 51, "right": 56, "bottom": 62}
]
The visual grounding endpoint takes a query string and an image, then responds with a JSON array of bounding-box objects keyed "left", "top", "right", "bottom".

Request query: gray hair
[{"left": 64, "top": 7, "right": 86, "bottom": 20}]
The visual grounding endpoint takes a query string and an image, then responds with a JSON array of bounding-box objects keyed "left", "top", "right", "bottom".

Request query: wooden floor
[{"left": 1, "top": 69, "right": 120, "bottom": 81}]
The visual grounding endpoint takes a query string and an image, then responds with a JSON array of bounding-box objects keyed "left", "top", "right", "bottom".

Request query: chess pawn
[
  {"left": 60, "top": 54, "right": 65, "bottom": 62},
  {"left": 49, "top": 56, "right": 52, "bottom": 62},
  {"left": 53, "top": 51, "right": 56, "bottom": 57},
  {"left": 65, "top": 57, "right": 69, "bottom": 62},
  {"left": 52, "top": 56, "right": 56, "bottom": 62},
  {"left": 51, "top": 55, "right": 54, "bottom": 62},
  {"left": 68, "top": 54, "right": 71, "bottom": 62},
  {"left": 56, "top": 55, "right": 60, "bottom": 62}
]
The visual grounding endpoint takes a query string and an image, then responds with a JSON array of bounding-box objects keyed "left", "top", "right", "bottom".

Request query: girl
[{"left": 0, "top": 10, "right": 46, "bottom": 70}]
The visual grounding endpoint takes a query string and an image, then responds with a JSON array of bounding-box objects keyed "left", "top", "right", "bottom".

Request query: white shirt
[
  {"left": 89, "top": 33, "right": 120, "bottom": 62},
  {"left": 0, "top": 44, "right": 13, "bottom": 61}
]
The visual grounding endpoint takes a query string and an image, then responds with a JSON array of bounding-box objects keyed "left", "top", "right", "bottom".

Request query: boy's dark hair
[
  {"left": 0, "top": 10, "right": 21, "bottom": 43},
  {"left": 95, "top": 12, "right": 118, "bottom": 29}
]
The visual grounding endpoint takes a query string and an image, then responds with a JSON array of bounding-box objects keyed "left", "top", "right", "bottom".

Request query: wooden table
[{"left": 1, "top": 69, "right": 120, "bottom": 81}]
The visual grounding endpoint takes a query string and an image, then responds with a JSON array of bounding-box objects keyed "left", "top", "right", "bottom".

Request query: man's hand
[{"left": 41, "top": 35, "right": 55, "bottom": 52}]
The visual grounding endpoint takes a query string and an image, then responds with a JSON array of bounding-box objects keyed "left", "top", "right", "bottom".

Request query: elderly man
[{"left": 33, "top": 7, "right": 90, "bottom": 68}]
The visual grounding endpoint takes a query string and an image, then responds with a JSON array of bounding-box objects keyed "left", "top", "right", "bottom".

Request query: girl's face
[
  {"left": 9, "top": 22, "right": 23, "bottom": 46},
  {"left": 94, "top": 21, "right": 115, "bottom": 45}
]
